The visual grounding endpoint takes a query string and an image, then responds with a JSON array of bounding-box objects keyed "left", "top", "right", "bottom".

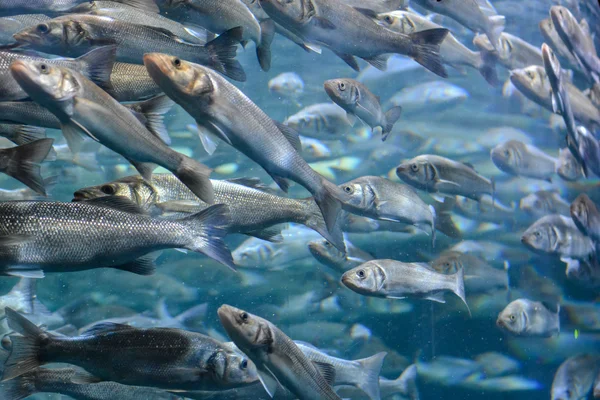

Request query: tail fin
[
  {"left": 0, "top": 371, "right": 38, "bottom": 400},
  {"left": 9, "top": 278, "right": 37, "bottom": 315},
  {"left": 257, "top": 20, "right": 275, "bottom": 72},
  {"left": 452, "top": 267, "right": 471, "bottom": 316},
  {"left": 7, "top": 125, "right": 46, "bottom": 146},
  {"left": 432, "top": 198, "right": 461, "bottom": 239},
  {"left": 174, "top": 155, "right": 214, "bottom": 204},
  {"left": 486, "top": 15, "right": 505, "bottom": 50},
  {"left": 479, "top": 50, "right": 499, "bottom": 86},
  {"left": 179, "top": 204, "right": 235, "bottom": 271},
  {"left": 397, "top": 364, "right": 419, "bottom": 400},
  {"left": 175, "top": 303, "right": 208, "bottom": 326},
  {"left": 302, "top": 198, "right": 346, "bottom": 252},
  {"left": 76, "top": 45, "right": 117, "bottom": 93},
  {"left": 409, "top": 28, "right": 449, "bottom": 78},
  {"left": 355, "top": 352, "right": 386, "bottom": 400},
  {"left": 205, "top": 27, "right": 246, "bottom": 82},
  {"left": 0, "top": 138, "right": 54, "bottom": 195},
  {"left": 3, "top": 308, "right": 49, "bottom": 381},
  {"left": 127, "top": 95, "right": 174, "bottom": 145},
  {"left": 382, "top": 106, "right": 402, "bottom": 141},
  {"left": 313, "top": 179, "right": 349, "bottom": 238}
]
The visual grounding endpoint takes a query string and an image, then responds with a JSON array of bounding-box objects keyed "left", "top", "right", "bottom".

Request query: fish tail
[
  {"left": 1, "top": 138, "right": 54, "bottom": 196},
  {"left": 205, "top": 27, "right": 247, "bottom": 82},
  {"left": 432, "top": 197, "right": 461, "bottom": 239},
  {"left": 453, "top": 267, "right": 471, "bottom": 317},
  {"left": 355, "top": 351, "right": 387, "bottom": 400},
  {"left": 479, "top": 50, "right": 499, "bottom": 86},
  {"left": 409, "top": 28, "right": 449, "bottom": 78},
  {"left": 486, "top": 15, "right": 506, "bottom": 50},
  {"left": 2, "top": 308, "right": 50, "bottom": 381},
  {"left": 257, "top": 20, "right": 275, "bottom": 72},
  {"left": 131, "top": 94, "right": 175, "bottom": 145},
  {"left": 382, "top": 106, "right": 402, "bottom": 141},
  {"left": 0, "top": 371, "right": 38, "bottom": 400},
  {"left": 8, "top": 125, "right": 46, "bottom": 146},
  {"left": 174, "top": 156, "right": 214, "bottom": 204},
  {"left": 76, "top": 45, "right": 117, "bottom": 94},
  {"left": 314, "top": 178, "right": 348, "bottom": 237},
  {"left": 396, "top": 364, "right": 419, "bottom": 400},
  {"left": 179, "top": 204, "right": 236, "bottom": 272},
  {"left": 301, "top": 198, "right": 346, "bottom": 252}
]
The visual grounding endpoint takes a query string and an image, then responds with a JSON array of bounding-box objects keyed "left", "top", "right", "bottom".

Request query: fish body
[
  {"left": 473, "top": 32, "right": 542, "bottom": 70},
  {"left": 570, "top": 193, "right": 600, "bottom": 242},
  {"left": 217, "top": 305, "right": 342, "bottom": 400},
  {"left": 551, "top": 354, "right": 600, "bottom": 400},
  {"left": 108, "top": 61, "right": 163, "bottom": 101},
  {"left": 497, "top": 299, "right": 560, "bottom": 337},
  {"left": 490, "top": 140, "right": 557, "bottom": 182},
  {"left": 308, "top": 237, "right": 373, "bottom": 272}
]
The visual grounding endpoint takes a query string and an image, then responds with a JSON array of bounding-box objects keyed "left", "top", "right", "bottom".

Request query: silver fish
[
  {"left": 556, "top": 147, "right": 585, "bottom": 181},
  {"left": 308, "top": 237, "right": 374, "bottom": 272},
  {"left": 473, "top": 32, "right": 542, "bottom": 70},
  {"left": 218, "top": 305, "right": 342, "bottom": 400},
  {"left": 490, "top": 140, "right": 557, "bottom": 182},
  {"left": 0, "top": 14, "right": 49, "bottom": 45},
  {"left": 0, "top": 123, "right": 46, "bottom": 146},
  {"left": 324, "top": 79, "right": 402, "bottom": 141},
  {"left": 108, "top": 61, "right": 163, "bottom": 101},
  {"left": 497, "top": 299, "right": 560, "bottom": 337},
  {"left": 284, "top": 103, "right": 355, "bottom": 140},
  {"left": 539, "top": 17, "right": 584, "bottom": 74},
  {"left": 551, "top": 354, "right": 600, "bottom": 400},
  {"left": 570, "top": 193, "right": 600, "bottom": 242},
  {"left": 0, "top": 138, "right": 54, "bottom": 195},
  {"left": 519, "top": 190, "right": 571, "bottom": 219}
]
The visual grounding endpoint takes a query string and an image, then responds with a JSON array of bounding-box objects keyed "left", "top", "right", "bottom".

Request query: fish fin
[
  {"left": 479, "top": 50, "right": 499, "bottom": 86},
  {"left": 257, "top": 366, "right": 282, "bottom": 398},
  {"left": 304, "top": 43, "right": 322, "bottom": 54},
  {"left": 486, "top": 15, "right": 505, "bottom": 50},
  {"left": 436, "top": 179, "right": 461, "bottom": 188},
  {"left": 70, "top": 371, "right": 103, "bottom": 384},
  {"left": 2, "top": 308, "right": 46, "bottom": 381},
  {"left": 258, "top": 19, "right": 275, "bottom": 71},
  {"left": 178, "top": 204, "right": 235, "bottom": 271},
  {"left": 204, "top": 27, "right": 246, "bottom": 82},
  {"left": 174, "top": 156, "right": 214, "bottom": 204},
  {"left": 314, "top": 178, "right": 349, "bottom": 235},
  {"left": 69, "top": 115, "right": 100, "bottom": 142},
  {"left": 128, "top": 95, "right": 174, "bottom": 145},
  {"left": 60, "top": 121, "right": 89, "bottom": 154},
  {"left": 80, "top": 322, "right": 133, "bottom": 337},
  {"left": 83, "top": 196, "right": 147, "bottom": 214},
  {"left": 188, "top": 124, "right": 219, "bottom": 155},
  {"left": 425, "top": 292, "right": 446, "bottom": 303},
  {"left": 174, "top": 303, "right": 207, "bottom": 325},
  {"left": 361, "top": 54, "right": 390, "bottom": 71},
  {"left": 77, "top": 45, "right": 117, "bottom": 94},
  {"left": 409, "top": 28, "right": 449, "bottom": 78},
  {"left": 355, "top": 352, "right": 387, "bottom": 400},
  {"left": 273, "top": 121, "right": 302, "bottom": 151},
  {"left": 8, "top": 125, "right": 46, "bottom": 146},
  {"left": 0, "top": 139, "right": 54, "bottom": 195},
  {"left": 312, "top": 361, "right": 336, "bottom": 385},
  {"left": 225, "top": 177, "right": 271, "bottom": 191},
  {"left": 0, "top": 370, "right": 38, "bottom": 400},
  {"left": 2, "top": 268, "right": 45, "bottom": 279},
  {"left": 312, "top": 17, "right": 336, "bottom": 30},
  {"left": 10, "top": 278, "right": 37, "bottom": 315},
  {"left": 433, "top": 198, "right": 461, "bottom": 239},
  {"left": 353, "top": 7, "right": 378, "bottom": 19},
  {"left": 246, "top": 227, "right": 284, "bottom": 243},
  {"left": 125, "top": 158, "right": 157, "bottom": 181},
  {"left": 156, "top": 200, "right": 203, "bottom": 214},
  {"left": 0, "top": 235, "right": 33, "bottom": 247},
  {"left": 71, "top": 152, "right": 100, "bottom": 171},
  {"left": 333, "top": 51, "right": 360, "bottom": 71},
  {"left": 453, "top": 267, "right": 471, "bottom": 316},
  {"left": 267, "top": 172, "right": 290, "bottom": 193},
  {"left": 382, "top": 106, "right": 402, "bottom": 141},
  {"left": 398, "top": 364, "right": 419, "bottom": 400},
  {"left": 431, "top": 194, "right": 445, "bottom": 203},
  {"left": 183, "top": 25, "right": 208, "bottom": 42},
  {"left": 303, "top": 199, "right": 346, "bottom": 252},
  {"left": 112, "top": 0, "right": 159, "bottom": 13},
  {"left": 386, "top": 295, "right": 407, "bottom": 299},
  {"left": 113, "top": 254, "right": 157, "bottom": 276}
]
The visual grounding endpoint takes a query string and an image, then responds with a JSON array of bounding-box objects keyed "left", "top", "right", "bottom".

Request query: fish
[
  {"left": 154, "top": 0, "right": 274, "bottom": 71},
  {"left": 0, "top": 199, "right": 234, "bottom": 277},
  {"left": 73, "top": 174, "right": 344, "bottom": 248},
  {"left": 12, "top": 14, "right": 246, "bottom": 81},
  {"left": 556, "top": 147, "right": 585, "bottom": 181},
  {"left": 258, "top": 0, "right": 449, "bottom": 77},
  {"left": 387, "top": 80, "right": 469, "bottom": 115},
  {"left": 410, "top": 0, "right": 505, "bottom": 50},
  {"left": 473, "top": 32, "right": 542, "bottom": 70},
  {"left": 0, "top": 124, "right": 46, "bottom": 146},
  {"left": 551, "top": 354, "right": 600, "bottom": 400},
  {"left": 490, "top": 140, "right": 558, "bottom": 182},
  {"left": 539, "top": 17, "right": 584, "bottom": 74},
  {"left": 341, "top": 259, "right": 470, "bottom": 314},
  {"left": 217, "top": 304, "right": 342, "bottom": 399},
  {"left": 0, "top": 0, "right": 159, "bottom": 17},
  {"left": 143, "top": 53, "right": 349, "bottom": 236},
  {"left": 519, "top": 190, "right": 571, "bottom": 219},
  {"left": 570, "top": 193, "right": 600, "bottom": 242},
  {"left": 10, "top": 59, "right": 216, "bottom": 204},
  {"left": 284, "top": 103, "right": 355, "bottom": 140},
  {"left": 2, "top": 308, "right": 258, "bottom": 390},
  {"left": 0, "top": 14, "right": 50, "bottom": 46},
  {"left": 0, "top": 138, "right": 54, "bottom": 195},
  {"left": 106, "top": 61, "right": 164, "bottom": 101},
  {"left": 496, "top": 298, "right": 560, "bottom": 337},
  {"left": 396, "top": 154, "right": 494, "bottom": 203},
  {"left": 454, "top": 195, "right": 516, "bottom": 226},
  {"left": 308, "top": 237, "right": 374, "bottom": 272},
  {"left": 268, "top": 72, "right": 305, "bottom": 100},
  {"left": 377, "top": 10, "right": 498, "bottom": 85},
  {"left": 324, "top": 79, "right": 402, "bottom": 141},
  {"left": 0, "top": 367, "right": 182, "bottom": 400}
]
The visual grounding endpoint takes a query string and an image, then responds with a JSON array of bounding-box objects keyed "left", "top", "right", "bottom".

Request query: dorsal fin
[
  {"left": 80, "top": 322, "right": 133, "bottom": 336},
  {"left": 273, "top": 121, "right": 301, "bottom": 152}
]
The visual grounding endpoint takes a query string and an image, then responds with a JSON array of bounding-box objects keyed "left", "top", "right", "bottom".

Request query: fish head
[
  {"left": 259, "top": 0, "right": 308, "bottom": 25},
  {"left": 541, "top": 43, "right": 562, "bottom": 81},
  {"left": 538, "top": 18, "right": 555, "bottom": 38},
  {"left": 375, "top": 11, "right": 415, "bottom": 34},
  {"left": 341, "top": 261, "right": 386, "bottom": 296},
  {"left": 556, "top": 148, "right": 582, "bottom": 181},
  {"left": 308, "top": 239, "right": 345, "bottom": 267},
  {"left": 509, "top": 66, "right": 550, "bottom": 101},
  {"left": 570, "top": 194, "right": 591, "bottom": 234},
  {"left": 324, "top": 79, "right": 359, "bottom": 110},
  {"left": 210, "top": 350, "right": 258, "bottom": 387},
  {"left": 490, "top": 141, "right": 519, "bottom": 174},
  {"left": 518, "top": 193, "right": 547, "bottom": 216},
  {"left": 550, "top": 6, "right": 577, "bottom": 38},
  {"left": 217, "top": 305, "right": 273, "bottom": 354},
  {"left": 395, "top": 157, "right": 433, "bottom": 190},
  {"left": 496, "top": 300, "right": 526, "bottom": 335},
  {"left": 268, "top": 72, "right": 304, "bottom": 95},
  {"left": 521, "top": 222, "right": 553, "bottom": 253},
  {"left": 10, "top": 60, "right": 81, "bottom": 108},
  {"left": 12, "top": 19, "right": 66, "bottom": 50},
  {"left": 231, "top": 241, "right": 266, "bottom": 267},
  {"left": 339, "top": 179, "right": 373, "bottom": 212},
  {"left": 300, "top": 137, "right": 332, "bottom": 159},
  {"left": 431, "top": 252, "right": 461, "bottom": 274},
  {"left": 144, "top": 53, "right": 214, "bottom": 103},
  {"left": 73, "top": 179, "right": 141, "bottom": 203}
]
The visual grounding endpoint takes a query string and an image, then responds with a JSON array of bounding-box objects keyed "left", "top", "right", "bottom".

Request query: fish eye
[
  {"left": 533, "top": 200, "right": 541, "bottom": 208},
  {"left": 343, "top": 185, "right": 353, "bottom": 193},
  {"left": 534, "top": 231, "right": 541, "bottom": 238},
  {"left": 357, "top": 269, "right": 366, "bottom": 279},
  {"left": 100, "top": 185, "right": 115, "bottom": 195},
  {"left": 510, "top": 314, "right": 515, "bottom": 321},
  {"left": 384, "top": 15, "right": 393, "bottom": 24},
  {"left": 39, "top": 64, "right": 48, "bottom": 74},
  {"left": 324, "top": 241, "right": 332, "bottom": 247},
  {"left": 503, "top": 149, "right": 510, "bottom": 157},
  {"left": 411, "top": 163, "right": 419, "bottom": 172},
  {"left": 526, "top": 71, "right": 534, "bottom": 79},
  {"left": 339, "top": 82, "right": 346, "bottom": 91},
  {"left": 173, "top": 58, "right": 182, "bottom": 68},
  {"left": 36, "top": 23, "right": 49, "bottom": 34},
  {"left": 240, "top": 312, "right": 248, "bottom": 322},
  {"left": 240, "top": 359, "right": 248, "bottom": 369}
]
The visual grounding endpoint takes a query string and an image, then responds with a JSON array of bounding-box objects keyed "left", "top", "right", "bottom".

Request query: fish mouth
[
  {"left": 323, "top": 82, "right": 336, "bottom": 98},
  {"left": 72, "top": 191, "right": 93, "bottom": 202},
  {"left": 217, "top": 304, "right": 239, "bottom": 328},
  {"left": 9, "top": 60, "right": 34, "bottom": 82},
  {"left": 496, "top": 318, "right": 505, "bottom": 329}
]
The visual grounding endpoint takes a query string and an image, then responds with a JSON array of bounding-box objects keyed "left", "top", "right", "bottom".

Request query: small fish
[
  {"left": 539, "top": 17, "right": 583, "bottom": 74},
  {"left": 2, "top": 308, "right": 257, "bottom": 390},
  {"left": 490, "top": 140, "right": 557, "bottom": 182},
  {"left": 324, "top": 78, "right": 401, "bottom": 141},
  {"left": 557, "top": 147, "right": 585, "bottom": 181},
  {"left": 551, "top": 354, "right": 600, "bottom": 400},
  {"left": 0, "top": 14, "right": 50, "bottom": 46},
  {"left": 497, "top": 299, "right": 560, "bottom": 337},
  {"left": 473, "top": 32, "right": 542, "bottom": 70},
  {"left": 454, "top": 195, "right": 515, "bottom": 226},
  {"left": 388, "top": 80, "right": 469, "bottom": 115},
  {"left": 308, "top": 237, "right": 374, "bottom": 272},
  {"left": 341, "top": 259, "right": 470, "bottom": 314},
  {"left": 217, "top": 305, "right": 342, "bottom": 400},
  {"left": 284, "top": 103, "right": 355, "bottom": 140},
  {"left": 570, "top": 193, "right": 600, "bottom": 242},
  {"left": 396, "top": 154, "right": 494, "bottom": 203},
  {"left": 268, "top": 72, "right": 305, "bottom": 100},
  {"left": 519, "top": 190, "right": 571, "bottom": 219}
]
